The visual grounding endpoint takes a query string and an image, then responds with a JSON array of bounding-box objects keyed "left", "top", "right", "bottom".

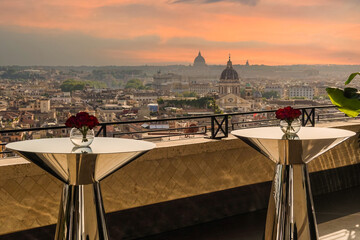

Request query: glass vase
[
  {"left": 280, "top": 118, "right": 301, "bottom": 136},
  {"left": 69, "top": 128, "right": 95, "bottom": 147}
]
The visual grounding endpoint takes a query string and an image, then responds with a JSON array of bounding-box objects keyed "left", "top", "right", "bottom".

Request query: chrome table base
[
  {"left": 55, "top": 183, "right": 108, "bottom": 240},
  {"left": 264, "top": 164, "right": 318, "bottom": 240},
  {"left": 231, "top": 127, "right": 355, "bottom": 240},
  {"left": 6, "top": 138, "right": 156, "bottom": 240}
]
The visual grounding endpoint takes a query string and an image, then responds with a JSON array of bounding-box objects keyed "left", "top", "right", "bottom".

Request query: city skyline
[{"left": 0, "top": 0, "right": 359, "bottom": 66}]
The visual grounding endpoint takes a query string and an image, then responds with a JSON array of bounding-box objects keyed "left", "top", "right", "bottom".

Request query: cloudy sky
[{"left": 0, "top": 0, "right": 359, "bottom": 65}]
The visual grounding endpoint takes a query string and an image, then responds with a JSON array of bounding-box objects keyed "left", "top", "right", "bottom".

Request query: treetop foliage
[{"left": 60, "top": 79, "right": 106, "bottom": 92}]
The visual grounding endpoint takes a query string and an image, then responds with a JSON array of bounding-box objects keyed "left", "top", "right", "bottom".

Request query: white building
[
  {"left": 288, "top": 86, "right": 314, "bottom": 100},
  {"left": 51, "top": 92, "right": 72, "bottom": 103},
  {"left": 133, "top": 92, "right": 158, "bottom": 104},
  {"left": 18, "top": 99, "right": 50, "bottom": 113},
  {"left": 97, "top": 104, "right": 123, "bottom": 122},
  {"left": 216, "top": 93, "right": 252, "bottom": 112},
  {"left": 40, "top": 99, "right": 50, "bottom": 113},
  {"left": 189, "top": 82, "right": 217, "bottom": 95}
]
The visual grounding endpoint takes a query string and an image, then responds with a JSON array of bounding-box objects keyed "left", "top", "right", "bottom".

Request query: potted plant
[{"left": 326, "top": 72, "right": 360, "bottom": 117}]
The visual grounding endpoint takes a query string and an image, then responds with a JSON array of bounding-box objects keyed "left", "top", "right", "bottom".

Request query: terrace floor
[
  {"left": 1, "top": 182, "right": 360, "bottom": 240},
  {"left": 140, "top": 186, "right": 360, "bottom": 240}
]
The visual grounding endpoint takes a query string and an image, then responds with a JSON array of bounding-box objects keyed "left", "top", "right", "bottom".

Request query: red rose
[
  {"left": 293, "top": 109, "right": 301, "bottom": 119},
  {"left": 65, "top": 116, "right": 77, "bottom": 128},
  {"left": 283, "top": 106, "right": 292, "bottom": 119},
  {"left": 65, "top": 112, "right": 99, "bottom": 129},
  {"left": 75, "top": 112, "right": 89, "bottom": 128},
  {"left": 87, "top": 115, "right": 99, "bottom": 129},
  {"left": 275, "top": 108, "right": 285, "bottom": 120},
  {"left": 275, "top": 106, "right": 301, "bottom": 122}
]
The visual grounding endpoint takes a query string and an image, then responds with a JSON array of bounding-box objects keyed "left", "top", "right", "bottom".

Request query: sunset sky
[{"left": 0, "top": 0, "right": 359, "bottom": 66}]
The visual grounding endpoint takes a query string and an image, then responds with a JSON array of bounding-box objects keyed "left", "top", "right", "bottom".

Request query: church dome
[
  {"left": 193, "top": 51, "right": 206, "bottom": 67},
  {"left": 220, "top": 56, "right": 239, "bottom": 80}
]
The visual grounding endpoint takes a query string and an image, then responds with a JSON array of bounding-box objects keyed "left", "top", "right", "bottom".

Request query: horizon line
[{"left": 1, "top": 63, "right": 360, "bottom": 68}]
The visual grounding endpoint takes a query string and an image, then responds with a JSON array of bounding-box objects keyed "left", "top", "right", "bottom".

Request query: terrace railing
[{"left": 0, "top": 105, "right": 357, "bottom": 157}]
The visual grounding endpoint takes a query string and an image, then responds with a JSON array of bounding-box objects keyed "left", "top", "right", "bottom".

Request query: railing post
[
  {"left": 103, "top": 125, "right": 107, "bottom": 137},
  {"left": 210, "top": 115, "right": 228, "bottom": 139},
  {"left": 312, "top": 107, "right": 316, "bottom": 127},
  {"left": 302, "top": 109, "right": 305, "bottom": 127},
  {"left": 302, "top": 108, "right": 315, "bottom": 127},
  {"left": 224, "top": 115, "right": 229, "bottom": 138},
  {"left": 211, "top": 116, "right": 215, "bottom": 139},
  {"left": 96, "top": 125, "right": 107, "bottom": 137}
]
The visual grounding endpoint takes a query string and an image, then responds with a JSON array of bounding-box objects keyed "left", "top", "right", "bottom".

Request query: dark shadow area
[
  {"left": 0, "top": 225, "right": 56, "bottom": 240},
  {"left": 2, "top": 163, "right": 360, "bottom": 240},
  {"left": 139, "top": 210, "right": 266, "bottom": 240},
  {"left": 140, "top": 185, "right": 360, "bottom": 240},
  {"left": 315, "top": 186, "right": 360, "bottom": 224}
]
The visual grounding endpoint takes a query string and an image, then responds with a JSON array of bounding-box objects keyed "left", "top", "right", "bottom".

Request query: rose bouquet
[
  {"left": 275, "top": 106, "right": 301, "bottom": 123},
  {"left": 275, "top": 106, "right": 302, "bottom": 135},
  {"left": 66, "top": 112, "right": 99, "bottom": 146}
]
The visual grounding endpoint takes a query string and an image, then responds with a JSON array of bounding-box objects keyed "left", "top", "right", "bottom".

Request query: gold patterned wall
[{"left": 0, "top": 124, "right": 359, "bottom": 235}]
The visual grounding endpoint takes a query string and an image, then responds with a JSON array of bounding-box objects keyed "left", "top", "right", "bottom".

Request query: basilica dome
[
  {"left": 220, "top": 56, "right": 239, "bottom": 80},
  {"left": 218, "top": 55, "right": 241, "bottom": 97},
  {"left": 193, "top": 51, "right": 206, "bottom": 67}
]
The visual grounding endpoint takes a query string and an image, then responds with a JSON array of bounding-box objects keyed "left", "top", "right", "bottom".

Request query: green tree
[
  {"left": 60, "top": 79, "right": 85, "bottom": 92},
  {"left": 85, "top": 80, "right": 107, "bottom": 89},
  {"left": 60, "top": 79, "right": 106, "bottom": 92},
  {"left": 161, "top": 97, "right": 216, "bottom": 110},
  {"left": 182, "top": 91, "right": 198, "bottom": 97},
  {"left": 208, "top": 98, "right": 223, "bottom": 114},
  {"left": 157, "top": 98, "right": 164, "bottom": 105},
  {"left": 262, "top": 91, "right": 280, "bottom": 99},
  {"left": 125, "top": 79, "right": 145, "bottom": 89}
]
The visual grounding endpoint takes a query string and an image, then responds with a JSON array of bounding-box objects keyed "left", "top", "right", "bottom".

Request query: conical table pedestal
[
  {"left": 231, "top": 127, "right": 355, "bottom": 240},
  {"left": 6, "top": 137, "right": 156, "bottom": 240}
]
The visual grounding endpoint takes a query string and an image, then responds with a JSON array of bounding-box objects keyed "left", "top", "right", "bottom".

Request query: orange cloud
[{"left": 0, "top": 0, "right": 359, "bottom": 65}]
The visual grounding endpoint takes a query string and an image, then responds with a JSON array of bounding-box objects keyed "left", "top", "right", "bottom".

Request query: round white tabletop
[
  {"left": 231, "top": 126, "right": 355, "bottom": 140},
  {"left": 231, "top": 126, "right": 356, "bottom": 165},
  {"left": 6, "top": 137, "right": 156, "bottom": 154}
]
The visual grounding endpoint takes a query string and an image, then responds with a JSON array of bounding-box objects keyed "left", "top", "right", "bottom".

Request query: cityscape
[{"left": 0, "top": 51, "right": 359, "bottom": 143}]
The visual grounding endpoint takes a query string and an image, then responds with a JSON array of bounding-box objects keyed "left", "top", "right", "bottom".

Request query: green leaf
[
  {"left": 338, "top": 107, "right": 360, "bottom": 118},
  {"left": 345, "top": 72, "right": 360, "bottom": 85},
  {"left": 326, "top": 87, "right": 360, "bottom": 117},
  {"left": 343, "top": 87, "right": 359, "bottom": 99}
]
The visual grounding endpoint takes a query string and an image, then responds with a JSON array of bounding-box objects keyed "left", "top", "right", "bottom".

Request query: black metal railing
[
  {"left": 1, "top": 105, "right": 357, "bottom": 157},
  {"left": 112, "top": 125, "right": 207, "bottom": 140}
]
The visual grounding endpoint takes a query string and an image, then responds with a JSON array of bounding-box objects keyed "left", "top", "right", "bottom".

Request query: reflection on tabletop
[{"left": 71, "top": 146, "right": 93, "bottom": 154}]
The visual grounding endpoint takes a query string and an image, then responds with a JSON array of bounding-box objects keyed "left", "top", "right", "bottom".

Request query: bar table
[
  {"left": 6, "top": 137, "right": 156, "bottom": 240},
  {"left": 231, "top": 127, "right": 355, "bottom": 240}
]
